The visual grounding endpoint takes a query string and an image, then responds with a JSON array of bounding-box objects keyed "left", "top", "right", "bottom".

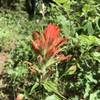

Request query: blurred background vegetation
[{"left": 0, "top": 0, "right": 100, "bottom": 100}]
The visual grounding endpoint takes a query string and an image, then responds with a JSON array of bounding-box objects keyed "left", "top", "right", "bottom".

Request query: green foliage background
[{"left": 0, "top": 0, "right": 100, "bottom": 100}]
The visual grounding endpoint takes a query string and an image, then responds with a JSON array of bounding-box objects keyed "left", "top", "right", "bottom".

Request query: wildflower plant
[
  {"left": 27, "top": 23, "right": 72, "bottom": 99},
  {"left": 31, "top": 23, "right": 71, "bottom": 78}
]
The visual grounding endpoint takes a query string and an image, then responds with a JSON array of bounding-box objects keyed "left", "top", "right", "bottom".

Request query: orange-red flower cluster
[{"left": 32, "top": 23, "right": 71, "bottom": 61}]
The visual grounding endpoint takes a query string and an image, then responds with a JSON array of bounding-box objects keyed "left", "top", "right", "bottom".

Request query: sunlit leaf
[
  {"left": 85, "top": 72, "right": 97, "bottom": 83},
  {"left": 79, "top": 35, "right": 100, "bottom": 46},
  {"left": 53, "top": 0, "right": 66, "bottom": 4},
  {"left": 82, "top": 4, "right": 90, "bottom": 13},
  {"left": 45, "top": 94, "right": 61, "bottom": 100},
  {"left": 60, "top": 65, "right": 77, "bottom": 78},
  {"left": 92, "top": 52, "right": 100, "bottom": 62},
  {"left": 84, "top": 83, "right": 91, "bottom": 99},
  {"left": 89, "top": 90, "right": 100, "bottom": 100}
]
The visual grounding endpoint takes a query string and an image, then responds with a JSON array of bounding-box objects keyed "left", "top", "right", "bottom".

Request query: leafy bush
[{"left": 0, "top": 0, "right": 100, "bottom": 100}]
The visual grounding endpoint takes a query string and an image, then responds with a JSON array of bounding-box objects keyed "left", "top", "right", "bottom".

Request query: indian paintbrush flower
[{"left": 32, "top": 23, "right": 71, "bottom": 62}]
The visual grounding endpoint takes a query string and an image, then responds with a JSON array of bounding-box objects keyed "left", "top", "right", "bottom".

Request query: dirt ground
[
  {"left": 0, "top": 52, "right": 8, "bottom": 88},
  {"left": 0, "top": 53, "right": 8, "bottom": 74}
]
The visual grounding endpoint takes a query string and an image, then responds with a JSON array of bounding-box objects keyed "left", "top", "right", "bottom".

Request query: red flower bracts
[{"left": 32, "top": 23, "right": 71, "bottom": 61}]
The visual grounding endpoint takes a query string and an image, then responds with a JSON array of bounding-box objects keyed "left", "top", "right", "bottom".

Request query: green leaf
[
  {"left": 43, "top": 81, "right": 58, "bottom": 93},
  {"left": 60, "top": 65, "right": 77, "bottom": 79},
  {"left": 53, "top": 0, "right": 66, "bottom": 4},
  {"left": 82, "top": 4, "right": 90, "bottom": 13},
  {"left": 84, "top": 21, "right": 94, "bottom": 35},
  {"left": 79, "top": 35, "right": 100, "bottom": 46},
  {"left": 96, "top": 38, "right": 100, "bottom": 45},
  {"left": 43, "top": 81, "right": 66, "bottom": 100},
  {"left": 45, "top": 57, "right": 57, "bottom": 68},
  {"left": 7, "top": 69, "right": 15, "bottom": 76},
  {"left": 61, "top": 65, "right": 77, "bottom": 77},
  {"left": 85, "top": 72, "right": 97, "bottom": 84},
  {"left": 29, "top": 82, "right": 39, "bottom": 95},
  {"left": 7, "top": 65, "right": 28, "bottom": 78},
  {"left": 89, "top": 90, "right": 100, "bottom": 100},
  {"left": 95, "top": 17, "right": 100, "bottom": 31},
  {"left": 45, "top": 94, "right": 61, "bottom": 100},
  {"left": 84, "top": 83, "right": 91, "bottom": 98},
  {"left": 79, "top": 35, "right": 91, "bottom": 45},
  {"left": 92, "top": 52, "right": 100, "bottom": 62},
  {"left": 15, "top": 65, "right": 27, "bottom": 77},
  {"left": 66, "top": 65, "right": 77, "bottom": 75}
]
